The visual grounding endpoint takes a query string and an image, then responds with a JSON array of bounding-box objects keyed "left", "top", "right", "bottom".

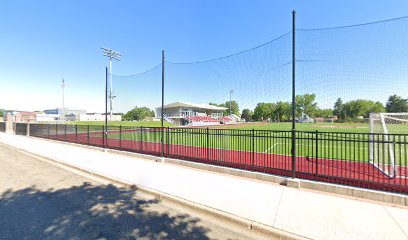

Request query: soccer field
[
  {"left": 107, "top": 129, "right": 371, "bottom": 161},
  {"left": 68, "top": 121, "right": 406, "bottom": 166},
  {"left": 101, "top": 123, "right": 375, "bottom": 163}
]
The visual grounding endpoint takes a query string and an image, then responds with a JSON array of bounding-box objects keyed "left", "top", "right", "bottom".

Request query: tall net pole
[
  {"left": 291, "top": 10, "right": 296, "bottom": 178},
  {"left": 161, "top": 50, "right": 165, "bottom": 157},
  {"left": 105, "top": 66, "right": 108, "bottom": 148},
  {"left": 109, "top": 58, "right": 113, "bottom": 120}
]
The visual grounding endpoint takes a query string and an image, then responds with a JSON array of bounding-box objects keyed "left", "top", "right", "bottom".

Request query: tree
[
  {"left": 209, "top": 101, "right": 240, "bottom": 116},
  {"left": 253, "top": 103, "right": 275, "bottom": 121},
  {"left": 241, "top": 109, "right": 253, "bottom": 122},
  {"left": 209, "top": 102, "right": 220, "bottom": 107},
  {"left": 295, "top": 94, "right": 318, "bottom": 118},
  {"left": 386, "top": 95, "right": 408, "bottom": 113},
  {"left": 333, "top": 98, "right": 345, "bottom": 120},
  {"left": 274, "top": 101, "right": 291, "bottom": 121},
  {"left": 123, "top": 106, "right": 155, "bottom": 121},
  {"left": 314, "top": 108, "right": 333, "bottom": 118},
  {"left": 368, "top": 101, "right": 385, "bottom": 115},
  {"left": 342, "top": 100, "right": 385, "bottom": 119},
  {"left": 251, "top": 101, "right": 292, "bottom": 122},
  {"left": 224, "top": 101, "right": 240, "bottom": 115}
]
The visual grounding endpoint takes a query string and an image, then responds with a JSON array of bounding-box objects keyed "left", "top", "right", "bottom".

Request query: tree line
[
  {"left": 241, "top": 94, "right": 408, "bottom": 122},
  {"left": 121, "top": 94, "right": 407, "bottom": 122},
  {"left": 333, "top": 94, "right": 408, "bottom": 122},
  {"left": 240, "top": 94, "right": 332, "bottom": 122}
]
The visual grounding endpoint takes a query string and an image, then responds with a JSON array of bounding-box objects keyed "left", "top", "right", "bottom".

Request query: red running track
[{"left": 44, "top": 133, "right": 408, "bottom": 194}]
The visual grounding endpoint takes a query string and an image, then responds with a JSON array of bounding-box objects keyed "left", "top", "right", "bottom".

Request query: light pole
[
  {"left": 61, "top": 78, "right": 65, "bottom": 110},
  {"left": 61, "top": 78, "right": 65, "bottom": 121},
  {"left": 101, "top": 47, "right": 122, "bottom": 120},
  {"left": 229, "top": 89, "right": 233, "bottom": 116}
]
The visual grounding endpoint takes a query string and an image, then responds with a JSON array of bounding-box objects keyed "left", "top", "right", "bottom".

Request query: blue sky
[{"left": 1, "top": 1, "right": 408, "bottom": 112}]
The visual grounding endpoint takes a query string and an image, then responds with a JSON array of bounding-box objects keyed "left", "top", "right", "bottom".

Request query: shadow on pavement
[{"left": 0, "top": 182, "right": 211, "bottom": 240}]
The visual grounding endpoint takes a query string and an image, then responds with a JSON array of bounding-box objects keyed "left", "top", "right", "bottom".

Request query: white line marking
[{"left": 264, "top": 143, "right": 280, "bottom": 153}]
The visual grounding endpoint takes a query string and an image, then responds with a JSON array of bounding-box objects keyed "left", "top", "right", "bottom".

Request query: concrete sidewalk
[{"left": 1, "top": 133, "right": 407, "bottom": 240}]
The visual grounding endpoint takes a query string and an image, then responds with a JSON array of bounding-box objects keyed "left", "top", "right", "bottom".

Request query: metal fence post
[
  {"left": 119, "top": 125, "right": 122, "bottom": 148},
  {"left": 141, "top": 126, "right": 144, "bottom": 152},
  {"left": 87, "top": 125, "right": 90, "bottom": 145},
  {"left": 75, "top": 124, "right": 78, "bottom": 143},
  {"left": 167, "top": 126, "right": 170, "bottom": 157},
  {"left": 251, "top": 129, "right": 255, "bottom": 169},
  {"left": 47, "top": 124, "right": 50, "bottom": 138},
  {"left": 56, "top": 123, "right": 58, "bottom": 140},
  {"left": 105, "top": 125, "right": 108, "bottom": 147},
  {"left": 161, "top": 125, "right": 164, "bottom": 155},
  {"left": 102, "top": 125, "right": 105, "bottom": 148},
  {"left": 64, "top": 124, "right": 67, "bottom": 141},
  {"left": 315, "top": 130, "right": 319, "bottom": 176},
  {"left": 207, "top": 128, "right": 210, "bottom": 160}
]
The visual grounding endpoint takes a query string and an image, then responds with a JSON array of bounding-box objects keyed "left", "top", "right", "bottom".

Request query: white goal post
[{"left": 369, "top": 113, "right": 408, "bottom": 178}]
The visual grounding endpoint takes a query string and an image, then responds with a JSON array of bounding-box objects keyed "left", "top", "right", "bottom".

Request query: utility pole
[{"left": 101, "top": 47, "right": 122, "bottom": 121}]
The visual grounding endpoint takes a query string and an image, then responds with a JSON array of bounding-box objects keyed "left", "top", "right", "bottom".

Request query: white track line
[{"left": 264, "top": 143, "right": 280, "bottom": 153}]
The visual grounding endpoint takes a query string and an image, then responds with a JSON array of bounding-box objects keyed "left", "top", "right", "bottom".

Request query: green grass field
[
  {"left": 69, "top": 121, "right": 369, "bottom": 132},
  {"left": 106, "top": 128, "right": 374, "bottom": 162},
  {"left": 68, "top": 120, "right": 408, "bottom": 134},
  {"left": 207, "top": 122, "right": 370, "bottom": 133},
  {"left": 65, "top": 121, "right": 405, "bottom": 166}
]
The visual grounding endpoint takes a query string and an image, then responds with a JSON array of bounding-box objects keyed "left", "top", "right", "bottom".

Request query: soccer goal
[{"left": 369, "top": 113, "right": 408, "bottom": 178}]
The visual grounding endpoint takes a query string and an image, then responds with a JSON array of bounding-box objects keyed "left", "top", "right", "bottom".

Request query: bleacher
[
  {"left": 183, "top": 116, "right": 237, "bottom": 126},
  {"left": 218, "top": 116, "right": 233, "bottom": 123},
  {"left": 186, "top": 116, "right": 219, "bottom": 123}
]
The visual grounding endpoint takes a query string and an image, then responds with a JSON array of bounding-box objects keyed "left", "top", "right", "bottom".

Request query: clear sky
[{"left": 1, "top": 0, "right": 408, "bottom": 113}]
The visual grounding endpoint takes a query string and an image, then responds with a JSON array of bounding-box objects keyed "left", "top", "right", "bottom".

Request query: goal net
[{"left": 369, "top": 113, "right": 408, "bottom": 178}]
